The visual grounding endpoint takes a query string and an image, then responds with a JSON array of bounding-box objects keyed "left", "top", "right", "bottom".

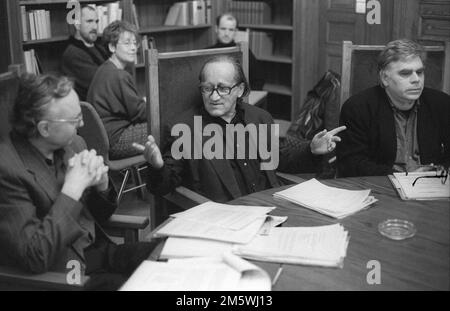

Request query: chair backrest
[
  {"left": 78, "top": 101, "right": 110, "bottom": 160},
  {"left": 0, "top": 67, "right": 22, "bottom": 138},
  {"left": 340, "top": 40, "right": 450, "bottom": 107},
  {"left": 144, "top": 42, "right": 249, "bottom": 147}
]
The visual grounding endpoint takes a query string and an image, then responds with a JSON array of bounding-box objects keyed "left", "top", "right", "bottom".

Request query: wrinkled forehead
[{"left": 202, "top": 61, "right": 236, "bottom": 83}]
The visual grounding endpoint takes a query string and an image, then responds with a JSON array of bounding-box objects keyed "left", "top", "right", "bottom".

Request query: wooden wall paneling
[
  {"left": 392, "top": 0, "right": 420, "bottom": 40},
  {"left": 292, "top": 0, "right": 320, "bottom": 119}
]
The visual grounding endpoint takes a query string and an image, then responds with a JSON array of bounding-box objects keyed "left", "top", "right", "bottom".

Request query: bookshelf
[
  {"left": 226, "top": 0, "right": 299, "bottom": 121},
  {"left": 5, "top": 0, "right": 219, "bottom": 83}
]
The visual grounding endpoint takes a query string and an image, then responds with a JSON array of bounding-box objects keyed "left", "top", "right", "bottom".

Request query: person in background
[
  {"left": 208, "top": 13, "right": 265, "bottom": 90},
  {"left": 61, "top": 5, "right": 109, "bottom": 101},
  {"left": 0, "top": 73, "right": 156, "bottom": 290},
  {"left": 337, "top": 38, "right": 450, "bottom": 177},
  {"left": 87, "top": 20, "right": 147, "bottom": 160}
]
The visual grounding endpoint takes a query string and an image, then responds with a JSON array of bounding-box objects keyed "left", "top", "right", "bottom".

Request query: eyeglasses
[
  {"left": 411, "top": 167, "right": 448, "bottom": 186},
  {"left": 118, "top": 40, "right": 140, "bottom": 48},
  {"left": 44, "top": 116, "right": 83, "bottom": 127},
  {"left": 199, "top": 83, "right": 240, "bottom": 97}
]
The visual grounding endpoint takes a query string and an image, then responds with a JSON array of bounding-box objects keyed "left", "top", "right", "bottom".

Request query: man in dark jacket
[
  {"left": 0, "top": 74, "right": 155, "bottom": 290},
  {"left": 208, "top": 13, "right": 265, "bottom": 90},
  {"left": 136, "top": 56, "right": 344, "bottom": 203},
  {"left": 61, "top": 5, "right": 109, "bottom": 101},
  {"left": 337, "top": 39, "right": 450, "bottom": 177}
]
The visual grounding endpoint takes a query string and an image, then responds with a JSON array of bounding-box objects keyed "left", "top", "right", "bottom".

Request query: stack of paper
[
  {"left": 233, "top": 224, "right": 349, "bottom": 268},
  {"left": 273, "top": 179, "right": 377, "bottom": 218},
  {"left": 155, "top": 202, "right": 276, "bottom": 244},
  {"left": 160, "top": 215, "right": 288, "bottom": 259},
  {"left": 389, "top": 172, "right": 450, "bottom": 200},
  {"left": 120, "top": 252, "right": 271, "bottom": 291}
]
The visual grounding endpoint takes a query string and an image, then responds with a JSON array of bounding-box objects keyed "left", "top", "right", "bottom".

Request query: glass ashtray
[{"left": 378, "top": 219, "right": 417, "bottom": 240}]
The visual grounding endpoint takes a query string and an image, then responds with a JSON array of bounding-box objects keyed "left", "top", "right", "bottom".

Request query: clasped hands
[{"left": 62, "top": 149, "right": 109, "bottom": 201}]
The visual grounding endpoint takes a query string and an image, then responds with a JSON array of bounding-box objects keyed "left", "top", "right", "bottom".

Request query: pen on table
[{"left": 272, "top": 265, "right": 283, "bottom": 286}]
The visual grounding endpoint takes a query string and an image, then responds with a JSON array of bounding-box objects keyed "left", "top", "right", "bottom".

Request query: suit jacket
[
  {"left": 147, "top": 102, "right": 316, "bottom": 203},
  {"left": 0, "top": 133, "right": 117, "bottom": 273},
  {"left": 337, "top": 86, "right": 450, "bottom": 177}
]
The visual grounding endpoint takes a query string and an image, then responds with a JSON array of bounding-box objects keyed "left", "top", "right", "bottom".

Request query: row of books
[
  {"left": 164, "top": 0, "right": 212, "bottom": 26},
  {"left": 20, "top": 3, "right": 122, "bottom": 42},
  {"left": 229, "top": 1, "right": 272, "bottom": 25},
  {"left": 91, "top": 3, "right": 122, "bottom": 35},
  {"left": 20, "top": 7, "right": 52, "bottom": 41},
  {"left": 24, "top": 49, "right": 41, "bottom": 75}
]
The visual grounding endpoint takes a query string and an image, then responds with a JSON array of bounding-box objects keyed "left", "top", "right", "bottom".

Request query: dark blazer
[
  {"left": 147, "top": 102, "right": 316, "bottom": 203},
  {"left": 0, "top": 133, "right": 117, "bottom": 273},
  {"left": 337, "top": 86, "right": 450, "bottom": 177}
]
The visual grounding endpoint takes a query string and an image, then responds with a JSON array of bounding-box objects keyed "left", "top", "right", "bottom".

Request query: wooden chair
[
  {"left": 340, "top": 40, "right": 450, "bottom": 107},
  {"left": 0, "top": 67, "right": 149, "bottom": 290},
  {"left": 144, "top": 43, "right": 251, "bottom": 210},
  {"left": 77, "top": 101, "right": 148, "bottom": 205}
]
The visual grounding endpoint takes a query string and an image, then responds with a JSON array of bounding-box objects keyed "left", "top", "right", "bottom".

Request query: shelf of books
[
  {"left": 132, "top": 0, "right": 215, "bottom": 94},
  {"left": 227, "top": 0, "right": 295, "bottom": 121},
  {"left": 17, "top": 0, "right": 124, "bottom": 74}
]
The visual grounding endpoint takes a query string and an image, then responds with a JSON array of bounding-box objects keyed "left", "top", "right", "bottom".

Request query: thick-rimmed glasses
[
  {"left": 44, "top": 116, "right": 83, "bottom": 127},
  {"left": 199, "top": 83, "right": 240, "bottom": 97},
  {"left": 411, "top": 167, "right": 449, "bottom": 186}
]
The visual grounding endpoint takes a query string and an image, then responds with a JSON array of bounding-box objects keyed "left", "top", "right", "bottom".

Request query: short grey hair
[{"left": 377, "top": 39, "right": 426, "bottom": 72}]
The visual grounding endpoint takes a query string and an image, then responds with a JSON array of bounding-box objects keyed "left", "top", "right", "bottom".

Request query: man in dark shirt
[
  {"left": 61, "top": 5, "right": 109, "bottom": 101},
  {"left": 135, "top": 56, "right": 344, "bottom": 203},
  {"left": 208, "top": 13, "right": 265, "bottom": 90}
]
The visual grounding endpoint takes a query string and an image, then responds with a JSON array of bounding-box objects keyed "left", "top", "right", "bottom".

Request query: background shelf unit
[{"left": 227, "top": 0, "right": 296, "bottom": 121}]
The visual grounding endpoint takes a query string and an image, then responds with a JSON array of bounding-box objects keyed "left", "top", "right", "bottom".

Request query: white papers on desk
[
  {"left": 273, "top": 178, "right": 377, "bottom": 218},
  {"left": 389, "top": 172, "right": 450, "bottom": 200},
  {"left": 120, "top": 252, "right": 271, "bottom": 291},
  {"left": 233, "top": 224, "right": 349, "bottom": 268},
  {"left": 171, "top": 201, "right": 275, "bottom": 230},
  {"left": 159, "top": 216, "right": 288, "bottom": 259},
  {"left": 155, "top": 202, "right": 276, "bottom": 244}
]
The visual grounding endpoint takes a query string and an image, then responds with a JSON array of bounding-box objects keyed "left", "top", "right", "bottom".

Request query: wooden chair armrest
[
  {"left": 276, "top": 172, "right": 307, "bottom": 184},
  {"left": 104, "top": 214, "right": 149, "bottom": 230},
  {"left": 0, "top": 265, "right": 89, "bottom": 290},
  {"left": 103, "top": 214, "right": 150, "bottom": 243},
  {"left": 163, "top": 186, "right": 210, "bottom": 210}
]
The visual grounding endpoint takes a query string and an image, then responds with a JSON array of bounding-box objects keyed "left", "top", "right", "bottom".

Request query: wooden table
[{"left": 228, "top": 176, "right": 449, "bottom": 290}]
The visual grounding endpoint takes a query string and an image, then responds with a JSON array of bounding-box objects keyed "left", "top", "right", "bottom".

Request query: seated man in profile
[
  {"left": 0, "top": 74, "right": 155, "bottom": 290},
  {"left": 208, "top": 13, "right": 265, "bottom": 90},
  {"left": 337, "top": 39, "right": 450, "bottom": 177},
  {"left": 136, "top": 55, "right": 344, "bottom": 203}
]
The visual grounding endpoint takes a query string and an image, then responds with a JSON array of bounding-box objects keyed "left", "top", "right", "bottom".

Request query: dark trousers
[{"left": 84, "top": 239, "right": 157, "bottom": 291}]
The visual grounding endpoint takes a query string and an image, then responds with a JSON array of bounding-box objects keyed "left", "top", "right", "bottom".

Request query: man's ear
[
  {"left": 237, "top": 83, "right": 245, "bottom": 98},
  {"left": 36, "top": 120, "right": 50, "bottom": 138},
  {"left": 379, "top": 70, "right": 389, "bottom": 88}
]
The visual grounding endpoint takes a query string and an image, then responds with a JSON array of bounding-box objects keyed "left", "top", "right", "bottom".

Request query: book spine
[{"left": 20, "top": 6, "right": 29, "bottom": 41}]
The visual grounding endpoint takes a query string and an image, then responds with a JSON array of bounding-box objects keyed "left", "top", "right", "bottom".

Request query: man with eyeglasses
[
  {"left": 0, "top": 73, "right": 157, "bottom": 290},
  {"left": 61, "top": 5, "right": 109, "bottom": 101},
  {"left": 337, "top": 39, "right": 450, "bottom": 177},
  {"left": 136, "top": 55, "right": 343, "bottom": 204},
  {"left": 87, "top": 20, "right": 147, "bottom": 160}
]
